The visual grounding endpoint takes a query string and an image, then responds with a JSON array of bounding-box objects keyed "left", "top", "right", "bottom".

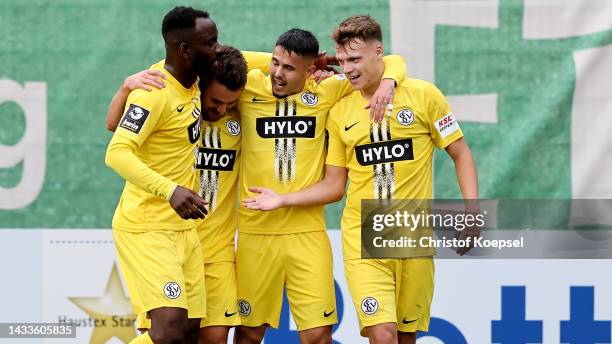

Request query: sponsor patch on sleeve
[
  {"left": 119, "top": 104, "right": 150, "bottom": 134},
  {"left": 335, "top": 74, "right": 347, "bottom": 80},
  {"left": 434, "top": 112, "right": 460, "bottom": 138}
]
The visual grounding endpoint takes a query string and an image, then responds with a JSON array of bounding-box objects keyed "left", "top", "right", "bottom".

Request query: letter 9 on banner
[{"left": 0, "top": 80, "right": 47, "bottom": 209}]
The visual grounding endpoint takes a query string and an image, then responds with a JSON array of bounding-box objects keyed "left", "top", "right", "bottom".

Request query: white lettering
[
  {"left": 218, "top": 154, "right": 229, "bottom": 167},
  {"left": 362, "top": 149, "right": 374, "bottom": 163},
  {"left": 391, "top": 144, "right": 404, "bottom": 158},
  {"left": 0, "top": 80, "right": 47, "bottom": 209},
  {"left": 264, "top": 121, "right": 276, "bottom": 134},
  {"left": 294, "top": 121, "right": 307, "bottom": 134}
]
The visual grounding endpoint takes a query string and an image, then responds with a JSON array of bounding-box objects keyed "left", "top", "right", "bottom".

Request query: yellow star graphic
[{"left": 69, "top": 263, "right": 137, "bottom": 343}]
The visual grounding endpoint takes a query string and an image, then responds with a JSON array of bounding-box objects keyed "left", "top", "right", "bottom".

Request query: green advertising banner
[
  {"left": 0, "top": 0, "right": 391, "bottom": 228},
  {"left": 2, "top": 0, "right": 612, "bottom": 228}
]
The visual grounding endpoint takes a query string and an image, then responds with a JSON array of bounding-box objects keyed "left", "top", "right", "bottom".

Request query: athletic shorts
[
  {"left": 137, "top": 261, "right": 238, "bottom": 329},
  {"left": 236, "top": 231, "right": 337, "bottom": 331},
  {"left": 344, "top": 257, "right": 434, "bottom": 334},
  {"left": 113, "top": 227, "right": 206, "bottom": 320},
  {"left": 200, "top": 261, "right": 240, "bottom": 327}
]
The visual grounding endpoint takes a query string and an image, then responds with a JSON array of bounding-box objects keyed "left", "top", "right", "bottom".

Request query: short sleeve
[
  {"left": 325, "top": 103, "right": 347, "bottom": 167},
  {"left": 426, "top": 83, "right": 463, "bottom": 149},
  {"left": 320, "top": 74, "right": 354, "bottom": 103},
  {"left": 242, "top": 51, "right": 272, "bottom": 73},
  {"left": 381, "top": 55, "right": 406, "bottom": 85}
]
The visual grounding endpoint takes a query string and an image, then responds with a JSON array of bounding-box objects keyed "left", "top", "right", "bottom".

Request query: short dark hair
[
  {"left": 162, "top": 6, "right": 210, "bottom": 42},
  {"left": 275, "top": 28, "right": 319, "bottom": 59},
  {"left": 205, "top": 45, "right": 248, "bottom": 91},
  {"left": 332, "top": 15, "right": 383, "bottom": 46}
]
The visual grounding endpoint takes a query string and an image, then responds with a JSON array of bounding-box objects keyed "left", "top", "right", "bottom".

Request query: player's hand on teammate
[
  {"left": 366, "top": 78, "right": 395, "bottom": 122},
  {"left": 122, "top": 69, "right": 166, "bottom": 92},
  {"left": 242, "top": 187, "right": 284, "bottom": 211},
  {"left": 169, "top": 186, "right": 209, "bottom": 219},
  {"left": 314, "top": 50, "right": 339, "bottom": 71},
  {"left": 313, "top": 69, "right": 336, "bottom": 83},
  {"left": 312, "top": 50, "right": 339, "bottom": 84}
]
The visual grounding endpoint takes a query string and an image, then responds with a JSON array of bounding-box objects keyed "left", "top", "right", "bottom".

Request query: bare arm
[
  {"left": 105, "top": 70, "right": 166, "bottom": 132},
  {"left": 446, "top": 137, "right": 480, "bottom": 255},
  {"left": 106, "top": 86, "right": 130, "bottom": 132},
  {"left": 367, "top": 55, "right": 408, "bottom": 122},
  {"left": 445, "top": 137, "right": 478, "bottom": 201},
  {"left": 243, "top": 165, "right": 348, "bottom": 210}
]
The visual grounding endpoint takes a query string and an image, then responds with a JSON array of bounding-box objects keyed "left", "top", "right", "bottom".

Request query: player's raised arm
[
  {"left": 242, "top": 50, "right": 339, "bottom": 78},
  {"left": 328, "top": 52, "right": 406, "bottom": 122},
  {"left": 105, "top": 69, "right": 166, "bottom": 132},
  {"left": 243, "top": 165, "right": 347, "bottom": 211},
  {"left": 241, "top": 50, "right": 273, "bottom": 73}
]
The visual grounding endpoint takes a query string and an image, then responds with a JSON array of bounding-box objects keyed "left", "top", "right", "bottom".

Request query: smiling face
[
  {"left": 268, "top": 46, "right": 316, "bottom": 98},
  {"left": 335, "top": 38, "right": 384, "bottom": 92}
]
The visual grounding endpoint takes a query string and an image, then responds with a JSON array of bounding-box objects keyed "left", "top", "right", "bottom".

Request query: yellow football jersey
[
  {"left": 110, "top": 60, "right": 201, "bottom": 231},
  {"left": 196, "top": 110, "right": 241, "bottom": 262},
  {"left": 238, "top": 56, "right": 406, "bottom": 235},
  {"left": 326, "top": 78, "right": 464, "bottom": 259},
  {"left": 237, "top": 73, "right": 347, "bottom": 234}
]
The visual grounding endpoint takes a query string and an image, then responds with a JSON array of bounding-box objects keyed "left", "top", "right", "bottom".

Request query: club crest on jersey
[
  {"left": 163, "top": 282, "right": 181, "bottom": 300},
  {"left": 238, "top": 299, "right": 252, "bottom": 316},
  {"left": 119, "top": 104, "right": 150, "bottom": 134},
  {"left": 256, "top": 116, "right": 316, "bottom": 138},
  {"left": 196, "top": 148, "right": 236, "bottom": 171},
  {"left": 227, "top": 119, "right": 241, "bottom": 136},
  {"left": 301, "top": 92, "right": 318, "bottom": 106},
  {"left": 355, "top": 138, "right": 414, "bottom": 166},
  {"left": 396, "top": 108, "right": 415, "bottom": 126},
  {"left": 361, "top": 297, "right": 379, "bottom": 315}
]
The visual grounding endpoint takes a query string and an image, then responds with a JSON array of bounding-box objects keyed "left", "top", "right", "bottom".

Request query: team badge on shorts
[
  {"left": 361, "top": 297, "right": 379, "bottom": 315},
  {"left": 301, "top": 92, "right": 318, "bottom": 106},
  {"left": 396, "top": 108, "right": 415, "bottom": 126},
  {"left": 163, "top": 282, "right": 181, "bottom": 300},
  {"left": 238, "top": 299, "right": 252, "bottom": 316}
]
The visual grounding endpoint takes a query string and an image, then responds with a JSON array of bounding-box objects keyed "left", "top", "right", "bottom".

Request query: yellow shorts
[
  {"left": 236, "top": 231, "right": 337, "bottom": 331},
  {"left": 344, "top": 258, "right": 434, "bottom": 334},
  {"left": 200, "top": 261, "right": 240, "bottom": 327},
  {"left": 113, "top": 227, "right": 206, "bottom": 320},
  {"left": 137, "top": 261, "right": 239, "bottom": 330}
]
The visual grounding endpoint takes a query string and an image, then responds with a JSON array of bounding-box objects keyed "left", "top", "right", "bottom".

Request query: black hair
[
  {"left": 275, "top": 28, "right": 319, "bottom": 59},
  {"left": 161, "top": 6, "right": 210, "bottom": 42}
]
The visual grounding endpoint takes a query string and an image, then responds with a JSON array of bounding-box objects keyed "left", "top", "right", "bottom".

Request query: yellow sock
[{"left": 129, "top": 332, "right": 153, "bottom": 344}]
